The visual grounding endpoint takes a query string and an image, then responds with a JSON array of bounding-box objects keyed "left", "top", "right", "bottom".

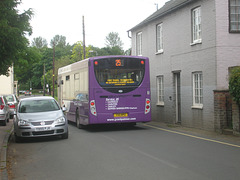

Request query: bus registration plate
[{"left": 114, "top": 113, "right": 128, "bottom": 118}]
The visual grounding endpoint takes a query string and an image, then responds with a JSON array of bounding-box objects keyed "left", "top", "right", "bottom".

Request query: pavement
[
  {"left": 0, "top": 119, "right": 13, "bottom": 180},
  {"left": 0, "top": 120, "right": 240, "bottom": 180}
]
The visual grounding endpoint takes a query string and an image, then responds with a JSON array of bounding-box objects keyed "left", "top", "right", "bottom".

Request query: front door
[{"left": 174, "top": 72, "right": 181, "bottom": 123}]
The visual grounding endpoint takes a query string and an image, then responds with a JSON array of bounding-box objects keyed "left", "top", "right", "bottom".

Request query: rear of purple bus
[{"left": 88, "top": 56, "right": 151, "bottom": 125}]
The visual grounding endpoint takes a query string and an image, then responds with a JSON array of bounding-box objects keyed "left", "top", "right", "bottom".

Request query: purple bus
[{"left": 58, "top": 56, "right": 151, "bottom": 128}]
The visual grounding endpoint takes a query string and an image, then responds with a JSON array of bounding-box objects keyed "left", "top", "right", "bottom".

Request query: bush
[{"left": 229, "top": 66, "right": 240, "bottom": 105}]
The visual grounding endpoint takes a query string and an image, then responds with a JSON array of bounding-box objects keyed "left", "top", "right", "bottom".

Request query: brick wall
[
  {"left": 214, "top": 90, "right": 229, "bottom": 133},
  {"left": 232, "top": 101, "right": 240, "bottom": 135},
  {"left": 214, "top": 90, "right": 240, "bottom": 135}
]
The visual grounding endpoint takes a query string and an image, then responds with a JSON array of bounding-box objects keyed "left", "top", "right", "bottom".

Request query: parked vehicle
[
  {"left": 14, "top": 96, "right": 68, "bottom": 142},
  {"left": 0, "top": 95, "right": 10, "bottom": 126},
  {"left": 24, "top": 90, "right": 32, "bottom": 96},
  {"left": 4, "top": 94, "right": 19, "bottom": 119},
  {"left": 19, "top": 90, "right": 26, "bottom": 94}
]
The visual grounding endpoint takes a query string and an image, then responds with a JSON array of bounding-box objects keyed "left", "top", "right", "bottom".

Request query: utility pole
[
  {"left": 154, "top": 3, "right": 158, "bottom": 11},
  {"left": 83, "top": 15, "right": 86, "bottom": 59},
  {"left": 52, "top": 41, "right": 55, "bottom": 98}
]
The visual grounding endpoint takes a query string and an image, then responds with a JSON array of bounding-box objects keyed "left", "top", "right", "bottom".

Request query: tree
[
  {"left": 105, "top": 32, "right": 123, "bottom": 49},
  {"left": 50, "top": 35, "right": 67, "bottom": 48},
  {"left": 71, "top": 41, "right": 92, "bottom": 62},
  {"left": 14, "top": 47, "right": 41, "bottom": 86},
  {"left": 0, "top": 0, "right": 33, "bottom": 75},
  {"left": 229, "top": 66, "right": 240, "bottom": 105},
  {"left": 31, "top": 37, "right": 48, "bottom": 48}
]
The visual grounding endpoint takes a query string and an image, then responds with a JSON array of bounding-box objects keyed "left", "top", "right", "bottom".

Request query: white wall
[{"left": 0, "top": 66, "right": 14, "bottom": 94}]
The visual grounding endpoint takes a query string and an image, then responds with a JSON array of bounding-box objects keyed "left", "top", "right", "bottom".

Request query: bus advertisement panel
[{"left": 58, "top": 56, "right": 151, "bottom": 128}]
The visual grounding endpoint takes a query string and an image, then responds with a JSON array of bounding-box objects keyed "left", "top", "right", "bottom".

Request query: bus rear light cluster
[
  {"left": 145, "top": 98, "right": 151, "bottom": 114},
  {"left": 90, "top": 100, "right": 97, "bottom": 116}
]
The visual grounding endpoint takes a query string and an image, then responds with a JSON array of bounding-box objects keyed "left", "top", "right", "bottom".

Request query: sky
[{"left": 19, "top": 0, "right": 169, "bottom": 50}]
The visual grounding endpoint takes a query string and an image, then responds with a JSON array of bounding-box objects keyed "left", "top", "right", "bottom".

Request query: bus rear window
[{"left": 94, "top": 58, "right": 145, "bottom": 88}]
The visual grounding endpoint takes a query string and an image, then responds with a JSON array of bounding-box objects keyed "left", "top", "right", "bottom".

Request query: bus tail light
[
  {"left": 145, "top": 98, "right": 150, "bottom": 114},
  {"left": 90, "top": 100, "right": 97, "bottom": 116}
]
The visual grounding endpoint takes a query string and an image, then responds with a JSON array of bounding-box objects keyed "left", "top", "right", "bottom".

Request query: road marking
[
  {"left": 129, "top": 146, "right": 179, "bottom": 169},
  {"left": 144, "top": 124, "right": 240, "bottom": 148},
  {"left": 101, "top": 134, "right": 117, "bottom": 142}
]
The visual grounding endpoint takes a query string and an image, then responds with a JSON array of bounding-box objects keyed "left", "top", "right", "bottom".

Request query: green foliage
[
  {"left": 31, "top": 37, "right": 48, "bottom": 48},
  {"left": 105, "top": 32, "right": 123, "bottom": 49},
  {"left": 50, "top": 35, "right": 67, "bottom": 48},
  {"left": 0, "top": 0, "right": 33, "bottom": 75},
  {"left": 71, "top": 41, "right": 92, "bottom": 61},
  {"left": 41, "top": 55, "right": 72, "bottom": 91},
  {"left": 14, "top": 30, "right": 127, "bottom": 92},
  {"left": 14, "top": 47, "right": 41, "bottom": 84},
  {"left": 229, "top": 66, "right": 240, "bottom": 105}
]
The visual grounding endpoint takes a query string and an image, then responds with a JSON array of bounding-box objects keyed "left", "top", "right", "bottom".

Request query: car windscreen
[
  {"left": 5, "top": 95, "right": 14, "bottom": 102},
  {"left": 19, "top": 99, "right": 60, "bottom": 113},
  {"left": 94, "top": 58, "right": 145, "bottom": 88}
]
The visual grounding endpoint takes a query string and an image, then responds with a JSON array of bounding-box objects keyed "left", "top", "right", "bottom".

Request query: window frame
[
  {"left": 156, "top": 23, "right": 163, "bottom": 54},
  {"left": 192, "top": 72, "right": 203, "bottom": 109},
  {"left": 229, "top": 0, "right": 240, "bottom": 33},
  {"left": 66, "top": 75, "right": 70, "bottom": 81},
  {"left": 156, "top": 75, "right": 164, "bottom": 106},
  {"left": 136, "top": 32, "right": 142, "bottom": 56},
  {"left": 191, "top": 7, "right": 202, "bottom": 45}
]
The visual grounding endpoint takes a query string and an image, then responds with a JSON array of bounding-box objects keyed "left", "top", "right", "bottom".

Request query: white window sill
[
  {"left": 156, "top": 102, "right": 164, "bottom": 106},
  {"left": 155, "top": 49, "right": 164, "bottom": 55},
  {"left": 190, "top": 39, "right": 202, "bottom": 46},
  {"left": 191, "top": 104, "right": 203, "bottom": 109}
]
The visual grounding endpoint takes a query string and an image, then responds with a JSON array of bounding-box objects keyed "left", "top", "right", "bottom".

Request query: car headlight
[
  {"left": 55, "top": 116, "right": 66, "bottom": 125},
  {"left": 18, "top": 120, "right": 31, "bottom": 127}
]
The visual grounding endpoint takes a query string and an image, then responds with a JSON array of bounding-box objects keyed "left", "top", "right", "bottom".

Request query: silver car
[
  {"left": 0, "top": 95, "right": 10, "bottom": 126},
  {"left": 14, "top": 96, "right": 68, "bottom": 142},
  {"left": 4, "top": 94, "right": 19, "bottom": 119}
]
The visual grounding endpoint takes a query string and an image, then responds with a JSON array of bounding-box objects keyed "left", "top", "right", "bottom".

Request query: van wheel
[{"left": 76, "top": 113, "right": 84, "bottom": 129}]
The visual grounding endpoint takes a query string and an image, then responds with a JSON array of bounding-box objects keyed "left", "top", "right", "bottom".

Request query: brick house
[{"left": 128, "top": 0, "right": 240, "bottom": 132}]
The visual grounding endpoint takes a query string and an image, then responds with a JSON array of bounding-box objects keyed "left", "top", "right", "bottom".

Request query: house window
[
  {"left": 157, "top": 76, "right": 164, "bottom": 105},
  {"left": 66, "top": 75, "right": 70, "bottom": 81},
  {"left": 156, "top": 23, "right": 163, "bottom": 53},
  {"left": 229, "top": 0, "right": 240, "bottom": 32},
  {"left": 192, "top": 7, "right": 201, "bottom": 44},
  {"left": 74, "top": 73, "right": 79, "bottom": 80},
  {"left": 136, "top": 32, "right": 142, "bottom": 56},
  {"left": 192, "top": 72, "right": 203, "bottom": 108}
]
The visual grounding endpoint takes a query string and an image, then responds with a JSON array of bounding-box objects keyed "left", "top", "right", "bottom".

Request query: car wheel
[
  {"left": 2, "top": 119, "right": 7, "bottom": 126},
  {"left": 61, "top": 131, "right": 69, "bottom": 139},
  {"left": 15, "top": 134, "right": 22, "bottom": 143}
]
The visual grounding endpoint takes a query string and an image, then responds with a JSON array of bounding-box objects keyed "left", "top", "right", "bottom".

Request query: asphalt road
[{"left": 7, "top": 123, "right": 240, "bottom": 180}]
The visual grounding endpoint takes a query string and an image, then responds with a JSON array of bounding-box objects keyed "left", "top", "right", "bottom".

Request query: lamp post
[{"left": 89, "top": 50, "right": 98, "bottom": 56}]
